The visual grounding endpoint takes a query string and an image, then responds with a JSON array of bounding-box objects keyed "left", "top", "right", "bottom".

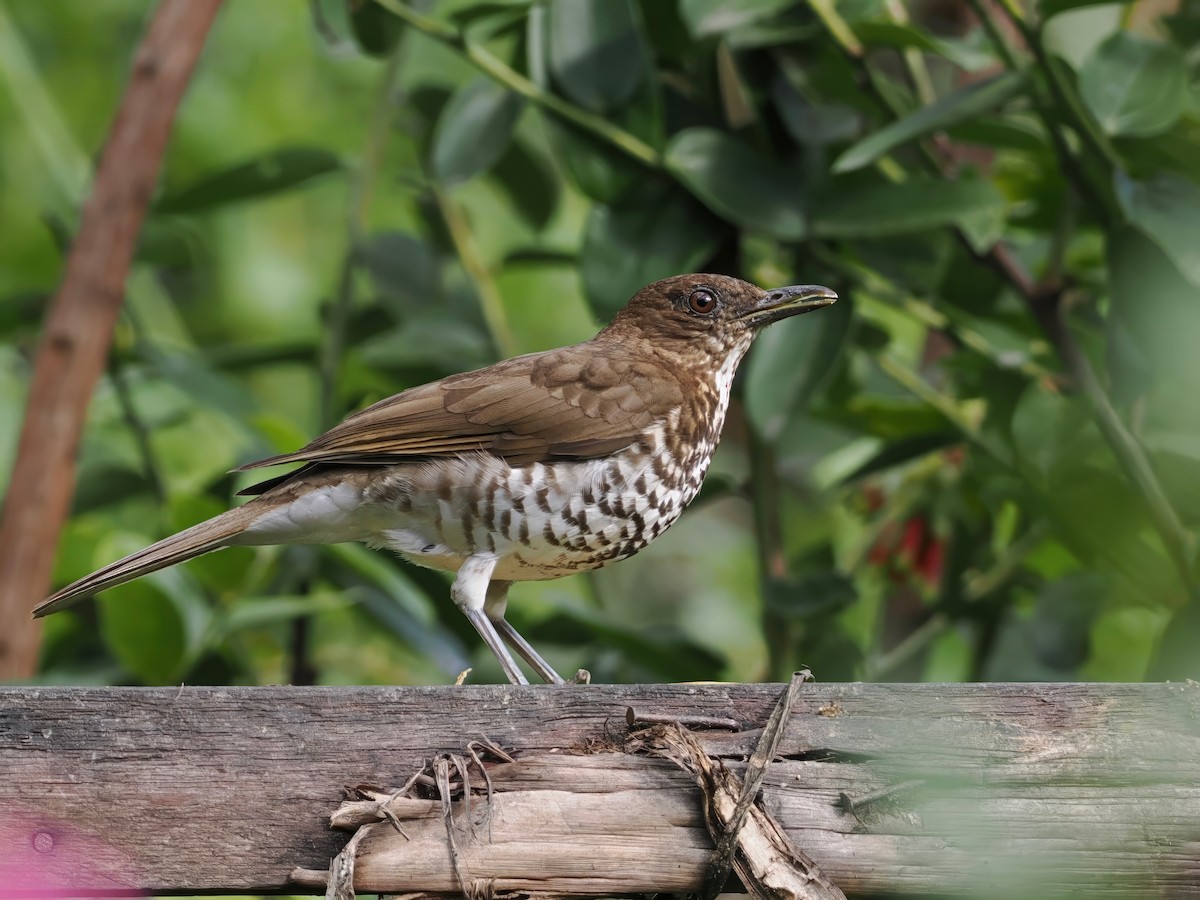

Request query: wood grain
[{"left": 0, "top": 682, "right": 1196, "bottom": 895}]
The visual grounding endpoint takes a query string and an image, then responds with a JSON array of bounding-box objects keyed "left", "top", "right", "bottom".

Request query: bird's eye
[{"left": 688, "top": 289, "right": 718, "bottom": 315}]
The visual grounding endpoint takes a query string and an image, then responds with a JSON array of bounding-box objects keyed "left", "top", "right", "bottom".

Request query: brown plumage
[{"left": 34, "top": 274, "right": 836, "bottom": 684}]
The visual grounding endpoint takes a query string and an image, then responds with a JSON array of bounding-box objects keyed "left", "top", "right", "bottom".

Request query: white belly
[{"left": 361, "top": 439, "right": 694, "bottom": 582}]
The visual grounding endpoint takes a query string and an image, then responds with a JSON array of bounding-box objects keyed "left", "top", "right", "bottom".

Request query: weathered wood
[{"left": 0, "top": 683, "right": 1196, "bottom": 896}]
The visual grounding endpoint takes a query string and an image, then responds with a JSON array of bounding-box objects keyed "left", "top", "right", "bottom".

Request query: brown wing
[{"left": 236, "top": 345, "right": 683, "bottom": 474}]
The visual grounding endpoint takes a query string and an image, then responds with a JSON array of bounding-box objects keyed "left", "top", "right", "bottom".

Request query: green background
[{"left": 2, "top": 0, "right": 1199, "bottom": 687}]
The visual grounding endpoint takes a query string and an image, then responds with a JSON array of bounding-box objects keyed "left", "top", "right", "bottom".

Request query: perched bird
[{"left": 34, "top": 274, "right": 835, "bottom": 684}]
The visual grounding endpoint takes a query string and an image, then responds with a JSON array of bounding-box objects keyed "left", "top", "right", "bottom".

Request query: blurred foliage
[{"left": 2, "top": 0, "right": 1199, "bottom": 687}]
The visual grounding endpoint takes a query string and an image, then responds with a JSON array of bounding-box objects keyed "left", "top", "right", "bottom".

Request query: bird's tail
[{"left": 32, "top": 504, "right": 262, "bottom": 619}]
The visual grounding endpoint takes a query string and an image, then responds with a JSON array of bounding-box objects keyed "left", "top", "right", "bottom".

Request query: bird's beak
[{"left": 743, "top": 284, "right": 838, "bottom": 326}]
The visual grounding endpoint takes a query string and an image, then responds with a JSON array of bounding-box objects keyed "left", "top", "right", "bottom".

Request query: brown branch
[{"left": 0, "top": 0, "right": 223, "bottom": 679}]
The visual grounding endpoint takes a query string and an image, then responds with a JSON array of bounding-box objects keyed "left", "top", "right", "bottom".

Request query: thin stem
[
  {"left": 107, "top": 358, "right": 169, "bottom": 519},
  {"left": 963, "top": 522, "right": 1047, "bottom": 601},
  {"left": 372, "top": 0, "right": 659, "bottom": 168},
  {"left": 747, "top": 430, "right": 791, "bottom": 681},
  {"left": 867, "top": 613, "right": 948, "bottom": 680},
  {"left": 435, "top": 188, "right": 516, "bottom": 359},
  {"left": 1057, "top": 317, "right": 1194, "bottom": 588},
  {"left": 0, "top": 4, "right": 91, "bottom": 212},
  {"left": 878, "top": 354, "right": 985, "bottom": 440},
  {"left": 811, "top": 0, "right": 1184, "bottom": 581},
  {"left": 884, "top": 0, "right": 935, "bottom": 105},
  {"left": 814, "top": 247, "right": 1057, "bottom": 382},
  {"left": 808, "top": 0, "right": 863, "bottom": 57},
  {"left": 320, "top": 257, "right": 357, "bottom": 432},
  {"left": 965, "top": 0, "right": 1023, "bottom": 71},
  {"left": 306, "top": 42, "right": 405, "bottom": 687},
  {"left": 963, "top": 7, "right": 1190, "bottom": 589},
  {"left": 318, "top": 44, "right": 403, "bottom": 430},
  {"left": 990, "top": 0, "right": 1121, "bottom": 214}
]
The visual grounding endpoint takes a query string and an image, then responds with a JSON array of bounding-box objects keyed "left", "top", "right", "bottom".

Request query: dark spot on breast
[
  {"left": 461, "top": 504, "right": 476, "bottom": 545},
  {"left": 652, "top": 453, "right": 671, "bottom": 482},
  {"left": 630, "top": 511, "right": 646, "bottom": 536}
]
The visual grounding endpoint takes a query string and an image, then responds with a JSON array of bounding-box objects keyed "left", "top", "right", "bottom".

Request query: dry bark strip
[
  {"left": 302, "top": 674, "right": 846, "bottom": 899},
  {"left": 1, "top": 682, "right": 1198, "bottom": 895},
  {"left": 0, "top": 0, "right": 222, "bottom": 678}
]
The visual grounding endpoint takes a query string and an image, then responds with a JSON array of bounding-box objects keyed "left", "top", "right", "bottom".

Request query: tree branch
[{"left": 0, "top": 0, "right": 223, "bottom": 679}]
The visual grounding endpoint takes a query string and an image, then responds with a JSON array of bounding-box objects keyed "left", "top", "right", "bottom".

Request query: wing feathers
[{"left": 236, "top": 344, "right": 682, "bottom": 475}]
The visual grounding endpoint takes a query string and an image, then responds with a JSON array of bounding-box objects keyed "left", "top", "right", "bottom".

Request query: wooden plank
[{"left": 0, "top": 683, "right": 1196, "bottom": 895}]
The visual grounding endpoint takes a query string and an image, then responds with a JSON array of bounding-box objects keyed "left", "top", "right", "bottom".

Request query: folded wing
[{"left": 237, "top": 346, "right": 683, "bottom": 486}]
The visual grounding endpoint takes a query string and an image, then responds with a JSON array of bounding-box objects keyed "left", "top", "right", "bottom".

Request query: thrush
[{"left": 33, "top": 274, "right": 836, "bottom": 684}]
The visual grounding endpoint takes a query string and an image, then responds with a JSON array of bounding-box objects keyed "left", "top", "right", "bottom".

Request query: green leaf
[
  {"left": 1031, "top": 572, "right": 1106, "bottom": 671},
  {"left": 490, "top": 139, "right": 561, "bottom": 229},
  {"left": 666, "top": 128, "right": 806, "bottom": 240},
  {"left": 745, "top": 293, "right": 853, "bottom": 441},
  {"left": 1115, "top": 171, "right": 1200, "bottom": 287},
  {"left": 1042, "top": 0, "right": 1135, "bottom": 17},
  {"left": 548, "top": 0, "right": 644, "bottom": 113},
  {"left": 833, "top": 72, "right": 1027, "bottom": 173},
  {"left": 1146, "top": 599, "right": 1200, "bottom": 680},
  {"left": 678, "top": 0, "right": 795, "bottom": 38},
  {"left": 1010, "top": 383, "right": 1096, "bottom": 479},
  {"left": 222, "top": 592, "right": 356, "bottom": 632},
  {"left": 156, "top": 148, "right": 342, "bottom": 214},
  {"left": 346, "top": 0, "right": 403, "bottom": 57},
  {"left": 765, "top": 571, "right": 857, "bottom": 618},
  {"left": 430, "top": 77, "right": 524, "bottom": 185},
  {"left": 358, "top": 318, "right": 493, "bottom": 372},
  {"left": 772, "top": 76, "right": 861, "bottom": 147},
  {"left": 841, "top": 430, "right": 961, "bottom": 482},
  {"left": 98, "top": 580, "right": 189, "bottom": 684},
  {"left": 812, "top": 176, "right": 1006, "bottom": 241},
  {"left": 358, "top": 231, "right": 439, "bottom": 311},
  {"left": 1107, "top": 226, "right": 1200, "bottom": 404},
  {"left": 530, "top": 609, "right": 724, "bottom": 682},
  {"left": 581, "top": 184, "right": 723, "bottom": 317},
  {"left": 944, "top": 117, "right": 1050, "bottom": 155},
  {"left": 528, "top": 2, "right": 642, "bottom": 201},
  {"left": 1079, "top": 32, "right": 1187, "bottom": 137},
  {"left": 141, "top": 344, "right": 258, "bottom": 417},
  {"left": 353, "top": 586, "right": 471, "bottom": 676},
  {"left": 853, "top": 21, "right": 997, "bottom": 71}
]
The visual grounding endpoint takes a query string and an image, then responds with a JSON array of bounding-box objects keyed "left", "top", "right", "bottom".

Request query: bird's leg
[
  {"left": 452, "top": 557, "right": 528, "bottom": 686},
  {"left": 484, "top": 581, "right": 566, "bottom": 686}
]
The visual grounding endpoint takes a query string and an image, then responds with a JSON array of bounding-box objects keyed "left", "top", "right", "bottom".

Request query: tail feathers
[{"left": 32, "top": 505, "right": 261, "bottom": 619}]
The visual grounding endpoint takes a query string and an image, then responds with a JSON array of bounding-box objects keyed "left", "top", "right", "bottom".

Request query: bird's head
[{"left": 603, "top": 273, "right": 837, "bottom": 364}]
